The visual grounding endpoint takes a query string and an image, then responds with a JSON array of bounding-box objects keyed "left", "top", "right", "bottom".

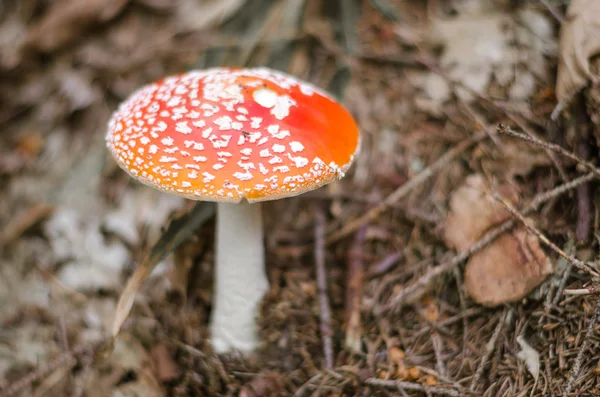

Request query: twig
[
  {"left": 364, "top": 378, "right": 460, "bottom": 396},
  {"left": 493, "top": 192, "right": 599, "bottom": 277},
  {"left": 540, "top": 0, "right": 565, "bottom": 22},
  {"left": 574, "top": 96, "right": 593, "bottom": 242},
  {"left": 562, "top": 295, "right": 600, "bottom": 397},
  {"left": 0, "top": 203, "right": 54, "bottom": 249},
  {"left": 564, "top": 285, "right": 600, "bottom": 295},
  {"left": 366, "top": 252, "right": 403, "bottom": 278},
  {"left": 453, "top": 266, "right": 470, "bottom": 374},
  {"left": 0, "top": 343, "right": 95, "bottom": 397},
  {"left": 315, "top": 206, "right": 334, "bottom": 369},
  {"left": 431, "top": 333, "right": 447, "bottom": 378},
  {"left": 376, "top": 172, "right": 596, "bottom": 314},
  {"left": 505, "top": 113, "right": 568, "bottom": 182},
  {"left": 497, "top": 124, "right": 600, "bottom": 180},
  {"left": 345, "top": 226, "right": 367, "bottom": 353},
  {"left": 470, "top": 312, "right": 506, "bottom": 391},
  {"left": 327, "top": 132, "right": 487, "bottom": 245},
  {"left": 294, "top": 373, "right": 323, "bottom": 397},
  {"left": 549, "top": 242, "right": 576, "bottom": 307}
]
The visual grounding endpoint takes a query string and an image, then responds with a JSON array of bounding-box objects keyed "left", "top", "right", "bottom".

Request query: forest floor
[{"left": 1, "top": 0, "right": 600, "bottom": 396}]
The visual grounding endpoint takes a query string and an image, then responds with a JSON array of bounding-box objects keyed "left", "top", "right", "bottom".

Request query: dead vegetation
[{"left": 1, "top": 0, "right": 600, "bottom": 396}]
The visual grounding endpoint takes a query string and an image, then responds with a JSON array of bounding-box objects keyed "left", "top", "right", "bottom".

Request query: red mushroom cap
[{"left": 106, "top": 67, "right": 360, "bottom": 202}]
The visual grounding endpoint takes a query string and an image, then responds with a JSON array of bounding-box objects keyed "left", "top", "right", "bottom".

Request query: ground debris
[
  {"left": 555, "top": 0, "right": 600, "bottom": 105},
  {"left": 1, "top": 0, "right": 600, "bottom": 395}
]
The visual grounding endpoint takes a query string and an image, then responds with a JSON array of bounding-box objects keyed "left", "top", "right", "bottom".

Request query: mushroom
[{"left": 106, "top": 67, "right": 360, "bottom": 353}]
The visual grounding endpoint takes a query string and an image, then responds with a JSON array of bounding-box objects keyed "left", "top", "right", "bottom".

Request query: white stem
[{"left": 210, "top": 201, "right": 268, "bottom": 353}]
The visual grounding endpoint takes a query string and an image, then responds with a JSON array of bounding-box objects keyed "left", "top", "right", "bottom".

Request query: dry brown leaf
[
  {"left": 444, "top": 174, "right": 519, "bottom": 252},
  {"left": 24, "top": 0, "right": 129, "bottom": 52},
  {"left": 464, "top": 226, "right": 553, "bottom": 307},
  {"left": 555, "top": 0, "right": 600, "bottom": 104}
]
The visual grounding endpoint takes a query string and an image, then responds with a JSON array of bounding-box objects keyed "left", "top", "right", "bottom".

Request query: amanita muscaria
[{"left": 106, "top": 67, "right": 360, "bottom": 353}]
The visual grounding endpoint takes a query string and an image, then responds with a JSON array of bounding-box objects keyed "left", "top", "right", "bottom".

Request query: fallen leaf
[
  {"left": 516, "top": 335, "right": 540, "bottom": 381},
  {"left": 444, "top": 174, "right": 519, "bottom": 252},
  {"left": 464, "top": 226, "right": 553, "bottom": 307},
  {"left": 417, "top": 9, "right": 555, "bottom": 114},
  {"left": 555, "top": 0, "right": 600, "bottom": 105},
  {"left": 111, "top": 202, "right": 214, "bottom": 341}
]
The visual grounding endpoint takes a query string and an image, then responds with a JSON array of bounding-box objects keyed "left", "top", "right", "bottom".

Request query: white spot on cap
[
  {"left": 202, "top": 172, "right": 215, "bottom": 182},
  {"left": 201, "top": 128, "right": 213, "bottom": 138},
  {"left": 259, "top": 149, "right": 270, "bottom": 158},
  {"left": 176, "top": 121, "right": 192, "bottom": 134},
  {"left": 251, "top": 117, "right": 262, "bottom": 128},
  {"left": 253, "top": 88, "right": 278, "bottom": 108},
  {"left": 272, "top": 144, "right": 285, "bottom": 153},
  {"left": 159, "top": 156, "right": 177, "bottom": 163},
  {"left": 290, "top": 141, "right": 304, "bottom": 152},
  {"left": 161, "top": 137, "right": 174, "bottom": 146},
  {"left": 214, "top": 116, "right": 233, "bottom": 130},
  {"left": 272, "top": 95, "right": 295, "bottom": 120},
  {"left": 234, "top": 171, "right": 253, "bottom": 181}
]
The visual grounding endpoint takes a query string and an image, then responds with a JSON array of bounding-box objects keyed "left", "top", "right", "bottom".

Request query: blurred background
[{"left": 2, "top": 0, "right": 600, "bottom": 396}]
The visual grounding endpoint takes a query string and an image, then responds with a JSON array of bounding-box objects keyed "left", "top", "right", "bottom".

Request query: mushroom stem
[{"left": 210, "top": 201, "right": 268, "bottom": 353}]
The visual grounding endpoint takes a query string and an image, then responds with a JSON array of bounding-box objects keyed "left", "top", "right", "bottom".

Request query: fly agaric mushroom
[{"left": 106, "top": 67, "right": 360, "bottom": 353}]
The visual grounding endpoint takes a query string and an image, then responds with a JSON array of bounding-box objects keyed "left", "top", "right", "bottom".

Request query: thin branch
[
  {"left": 493, "top": 192, "right": 599, "bottom": 277},
  {"left": 574, "top": 96, "right": 593, "bottom": 242},
  {"left": 497, "top": 124, "right": 600, "bottom": 180},
  {"left": 0, "top": 343, "right": 96, "bottom": 397},
  {"left": 315, "top": 206, "right": 334, "bottom": 369},
  {"left": 431, "top": 332, "right": 447, "bottom": 378},
  {"left": 562, "top": 295, "right": 600, "bottom": 397},
  {"left": 364, "top": 378, "right": 460, "bottom": 396},
  {"left": 470, "top": 312, "right": 506, "bottom": 391},
  {"left": 540, "top": 0, "right": 565, "bottom": 23},
  {"left": 366, "top": 252, "right": 403, "bottom": 278},
  {"left": 345, "top": 226, "right": 367, "bottom": 353},
  {"left": 376, "top": 172, "right": 596, "bottom": 314},
  {"left": 564, "top": 285, "right": 600, "bottom": 296},
  {"left": 327, "top": 132, "right": 487, "bottom": 245}
]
